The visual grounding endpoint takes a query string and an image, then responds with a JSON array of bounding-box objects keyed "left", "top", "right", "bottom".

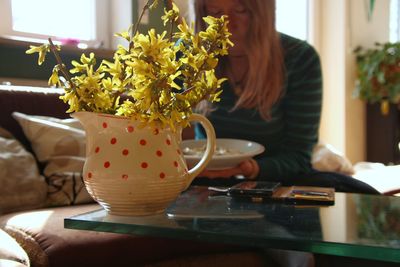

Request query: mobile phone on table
[{"left": 228, "top": 181, "right": 281, "bottom": 199}]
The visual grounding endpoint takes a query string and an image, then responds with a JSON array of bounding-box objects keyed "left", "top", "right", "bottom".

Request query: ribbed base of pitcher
[
  {"left": 85, "top": 177, "right": 184, "bottom": 216},
  {"left": 99, "top": 201, "right": 169, "bottom": 216}
]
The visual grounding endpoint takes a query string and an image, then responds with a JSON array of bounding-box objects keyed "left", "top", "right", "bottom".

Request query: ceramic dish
[{"left": 181, "top": 138, "right": 265, "bottom": 170}]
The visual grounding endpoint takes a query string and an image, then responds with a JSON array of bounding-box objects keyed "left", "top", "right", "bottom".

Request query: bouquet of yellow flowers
[{"left": 26, "top": 0, "right": 232, "bottom": 129}]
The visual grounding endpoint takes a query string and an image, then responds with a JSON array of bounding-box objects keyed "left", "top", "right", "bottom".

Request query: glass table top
[{"left": 64, "top": 186, "right": 400, "bottom": 263}]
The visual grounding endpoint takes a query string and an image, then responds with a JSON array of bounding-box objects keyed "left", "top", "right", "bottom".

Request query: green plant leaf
[
  {"left": 368, "top": 0, "right": 376, "bottom": 21},
  {"left": 354, "top": 42, "right": 400, "bottom": 104}
]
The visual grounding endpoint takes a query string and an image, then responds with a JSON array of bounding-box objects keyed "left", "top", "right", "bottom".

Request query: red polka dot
[
  {"left": 153, "top": 128, "right": 159, "bottom": 135},
  {"left": 173, "top": 161, "right": 178, "bottom": 167},
  {"left": 177, "top": 149, "right": 181, "bottom": 155},
  {"left": 88, "top": 172, "right": 92, "bottom": 179},
  {"left": 102, "top": 122, "right": 108, "bottom": 128},
  {"left": 110, "top": 138, "right": 117, "bottom": 144},
  {"left": 122, "top": 149, "right": 129, "bottom": 156},
  {"left": 166, "top": 139, "right": 171, "bottom": 145},
  {"left": 140, "top": 139, "right": 147, "bottom": 146},
  {"left": 141, "top": 162, "right": 148, "bottom": 169},
  {"left": 95, "top": 147, "right": 100, "bottom": 153},
  {"left": 127, "top": 126, "right": 134, "bottom": 133},
  {"left": 156, "top": 150, "right": 163, "bottom": 157},
  {"left": 122, "top": 174, "right": 128, "bottom": 180},
  {"left": 159, "top": 172, "right": 166, "bottom": 179},
  {"left": 104, "top": 161, "right": 111, "bottom": 168}
]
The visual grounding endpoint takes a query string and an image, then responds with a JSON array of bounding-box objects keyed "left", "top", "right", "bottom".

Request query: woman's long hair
[{"left": 190, "top": 0, "right": 285, "bottom": 120}]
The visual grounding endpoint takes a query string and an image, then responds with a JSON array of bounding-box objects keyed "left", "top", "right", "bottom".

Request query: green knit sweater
[{"left": 196, "top": 34, "right": 322, "bottom": 181}]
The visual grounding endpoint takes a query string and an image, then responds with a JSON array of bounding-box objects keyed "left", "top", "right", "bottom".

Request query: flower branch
[{"left": 26, "top": 1, "right": 233, "bottom": 129}]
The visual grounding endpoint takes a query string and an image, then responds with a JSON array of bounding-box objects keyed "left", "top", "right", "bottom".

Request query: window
[
  {"left": 0, "top": 0, "right": 311, "bottom": 47},
  {"left": 390, "top": 0, "right": 400, "bottom": 42},
  {"left": 0, "top": 0, "right": 109, "bottom": 48},
  {"left": 181, "top": 0, "right": 311, "bottom": 42},
  {"left": 276, "top": 0, "right": 310, "bottom": 41},
  {"left": 12, "top": 0, "right": 95, "bottom": 41}
]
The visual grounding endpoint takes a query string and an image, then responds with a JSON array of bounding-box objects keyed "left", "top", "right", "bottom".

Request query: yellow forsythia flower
[{"left": 26, "top": 3, "right": 233, "bottom": 129}]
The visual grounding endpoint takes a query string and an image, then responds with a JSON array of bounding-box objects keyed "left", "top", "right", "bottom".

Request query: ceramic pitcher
[{"left": 72, "top": 112, "right": 215, "bottom": 216}]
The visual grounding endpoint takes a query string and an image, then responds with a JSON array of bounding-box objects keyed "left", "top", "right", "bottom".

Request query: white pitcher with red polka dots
[{"left": 72, "top": 111, "right": 216, "bottom": 216}]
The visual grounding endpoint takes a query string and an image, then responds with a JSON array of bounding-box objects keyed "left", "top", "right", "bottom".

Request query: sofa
[{"left": 0, "top": 85, "right": 269, "bottom": 267}]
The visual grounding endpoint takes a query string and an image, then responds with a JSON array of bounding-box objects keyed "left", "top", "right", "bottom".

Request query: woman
[{"left": 191, "top": 0, "right": 379, "bottom": 195}]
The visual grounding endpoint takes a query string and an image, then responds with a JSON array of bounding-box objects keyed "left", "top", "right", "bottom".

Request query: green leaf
[
  {"left": 368, "top": 0, "right": 376, "bottom": 21},
  {"left": 376, "top": 71, "right": 385, "bottom": 84},
  {"left": 354, "top": 42, "right": 400, "bottom": 104}
]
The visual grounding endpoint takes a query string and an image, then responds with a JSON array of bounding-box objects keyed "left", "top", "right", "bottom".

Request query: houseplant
[
  {"left": 354, "top": 42, "right": 400, "bottom": 165},
  {"left": 354, "top": 42, "right": 400, "bottom": 115},
  {"left": 26, "top": 0, "right": 233, "bottom": 216}
]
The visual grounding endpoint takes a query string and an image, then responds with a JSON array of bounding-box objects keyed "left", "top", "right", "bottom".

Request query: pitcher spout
[
  {"left": 71, "top": 111, "right": 94, "bottom": 130},
  {"left": 71, "top": 111, "right": 92, "bottom": 122}
]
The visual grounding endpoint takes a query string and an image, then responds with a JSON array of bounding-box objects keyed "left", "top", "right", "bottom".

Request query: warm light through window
[
  {"left": 6, "top": 211, "right": 54, "bottom": 231},
  {"left": 276, "top": 0, "right": 309, "bottom": 41},
  {"left": 11, "top": 0, "right": 96, "bottom": 41},
  {"left": 390, "top": 0, "right": 399, "bottom": 42}
]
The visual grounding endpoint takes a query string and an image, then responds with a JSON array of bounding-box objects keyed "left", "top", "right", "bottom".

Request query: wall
[
  {"left": 317, "top": 0, "right": 391, "bottom": 236},
  {"left": 316, "top": 0, "right": 391, "bottom": 164},
  {"left": 316, "top": 0, "right": 348, "bottom": 158},
  {"left": 110, "top": 0, "right": 133, "bottom": 49},
  {"left": 347, "top": 0, "right": 390, "bottom": 163},
  {"left": 132, "top": 0, "right": 168, "bottom": 34},
  {"left": 174, "top": 0, "right": 190, "bottom": 19}
]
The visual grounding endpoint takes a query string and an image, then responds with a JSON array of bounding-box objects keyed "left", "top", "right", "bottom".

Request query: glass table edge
[{"left": 64, "top": 209, "right": 400, "bottom": 264}]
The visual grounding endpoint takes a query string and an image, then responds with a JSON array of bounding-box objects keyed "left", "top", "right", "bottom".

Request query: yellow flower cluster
[{"left": 26, "top": 2, "right": 233, "bottom": 129}]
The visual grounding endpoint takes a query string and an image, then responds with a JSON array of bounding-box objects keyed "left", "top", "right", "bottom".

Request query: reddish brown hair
[{"left": 191, "top": 0, "right": 285, "bottom": 119}]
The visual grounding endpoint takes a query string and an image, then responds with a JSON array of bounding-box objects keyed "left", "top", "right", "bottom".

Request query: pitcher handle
[{"left": 183, "top": 113, "right": 216, "bottom": 190}]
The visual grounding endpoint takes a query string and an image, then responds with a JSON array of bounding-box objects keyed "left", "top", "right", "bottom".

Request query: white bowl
[{"left": 181, "top": 138, "right": 265, "bottom": 170}]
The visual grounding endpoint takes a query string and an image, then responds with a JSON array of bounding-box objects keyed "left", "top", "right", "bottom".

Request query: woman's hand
[{"left": 199, "top": 159, "right": 259, "bottom": 179}]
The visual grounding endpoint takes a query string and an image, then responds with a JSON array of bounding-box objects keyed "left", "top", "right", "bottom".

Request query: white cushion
[
  {"left": 12, "top": 112, "right": 94, "bottom": 206},
  {"left": 0, "top": 128, "right": 47, "bottom": 214},
  {"left": 12, "top": 112, "right": 85, "bottom": 162}
]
